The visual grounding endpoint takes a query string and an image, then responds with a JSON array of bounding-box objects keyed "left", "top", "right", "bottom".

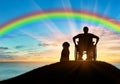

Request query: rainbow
[{"left": 0, "top": 9, "right": 120, "bottom": 36}]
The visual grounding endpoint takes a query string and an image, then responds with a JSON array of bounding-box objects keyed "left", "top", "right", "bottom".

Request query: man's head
[{"left": 83, "top": 26, "right": 89, "bottom": 33}]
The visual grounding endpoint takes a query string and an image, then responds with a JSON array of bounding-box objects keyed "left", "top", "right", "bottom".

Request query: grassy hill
[{"left": 0, "top": 61, "right": 120, "bottom": 84}]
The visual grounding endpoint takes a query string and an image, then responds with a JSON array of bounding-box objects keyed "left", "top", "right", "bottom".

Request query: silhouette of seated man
[
  {"left": 60, "top": 42, "right": 70, "bottom": 62},
  {"left": 73, "top": 26, "right": 99, "bottom": 60}
]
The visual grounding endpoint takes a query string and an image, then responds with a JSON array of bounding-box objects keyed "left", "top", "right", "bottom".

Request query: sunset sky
[{"left": 0, "top": 0, "right": 120, "bottom": 64}]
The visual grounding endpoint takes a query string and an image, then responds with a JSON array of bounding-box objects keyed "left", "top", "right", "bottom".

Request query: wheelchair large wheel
[
  {"left": 74, "top": 47, "right": 77, "bottom": 61},
  {"left": 92, "top": 45, "right": 97, "bottom": 61}
]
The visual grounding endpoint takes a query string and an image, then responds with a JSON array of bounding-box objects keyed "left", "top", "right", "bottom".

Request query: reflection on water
[
  {"left": 112, "top": 63, "right": 120, "bottom": 69},
  {"left": 0, "top": 62, "right": 51, "bottom": 81}
]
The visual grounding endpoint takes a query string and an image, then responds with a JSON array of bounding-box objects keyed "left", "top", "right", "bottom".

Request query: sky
[{"left": 0, "top": 0, "right": 120, "bottom": 65}]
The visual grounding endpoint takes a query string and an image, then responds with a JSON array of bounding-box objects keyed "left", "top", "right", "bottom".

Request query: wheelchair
[{"left": 74, "top": 42, "right": 97, "bottom": 61}]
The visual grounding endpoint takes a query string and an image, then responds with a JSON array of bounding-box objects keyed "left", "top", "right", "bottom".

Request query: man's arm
[
  {"left": 73, "top": 35, "right": 79, "bottom": 47},
  {"left": 73, "top": 36, "right": 77, "bottom": 46},
  {"left": 93, "top": 35, "right": 99, "bottom": 45},
  {"left": 95, "top": 36, "right": 99, "bottom": 45}
]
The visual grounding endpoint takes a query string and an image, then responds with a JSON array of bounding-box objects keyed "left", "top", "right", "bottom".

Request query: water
[
  {"left": 0, "top": 62, "right": 51, "bottom": 81},
  {"left": 0, "top": 62, "right": 120, "bottom": 81},
  {"left": 113, "top": 63, "right": 120, "bottom": 69}
]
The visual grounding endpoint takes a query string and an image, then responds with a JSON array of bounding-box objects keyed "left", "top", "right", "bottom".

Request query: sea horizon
[
  {"left": 0, "top": 62, "right": 53, "bottom": 81},
  {"left": 0, "top": 61, "right": 120, "bottom": 81}
]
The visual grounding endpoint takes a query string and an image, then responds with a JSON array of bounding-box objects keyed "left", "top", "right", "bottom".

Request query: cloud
[
  {"left": 0, "top": 54, "right": 14, "bottom": 59},
  {"left": 108, "top": 46, "right": 120, "bottom": 50},
  {"left": 39, "top": 43, "right": 58, "bottom": 47},
  {"left": 15, "top": 45, "right": 25, "bottom": 49},
  {"left": 5, "top": 51, "right": 18, "bottom": 54},
  {"left": 0, "top": 51, "right": 15, "bottom": 60},
  {"left": 0, "top": 50, "right": 30, "bottom": 61},
  {"left": 0, "top": 47, "right": 9, "bottom": 50}
]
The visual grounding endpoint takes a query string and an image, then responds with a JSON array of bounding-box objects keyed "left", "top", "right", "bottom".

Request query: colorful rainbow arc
[{"left": 0, "top": 10, "right": 120, "bottom": 36}]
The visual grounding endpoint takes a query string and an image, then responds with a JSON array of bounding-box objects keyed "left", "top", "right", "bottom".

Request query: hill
[{"left": 0, "top": 61, "right": 120, "bottom": 84}]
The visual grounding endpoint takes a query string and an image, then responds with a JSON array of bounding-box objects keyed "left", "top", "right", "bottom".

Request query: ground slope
[{"left": 1, "top": 61, "right": 120, "bottom": 84}]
